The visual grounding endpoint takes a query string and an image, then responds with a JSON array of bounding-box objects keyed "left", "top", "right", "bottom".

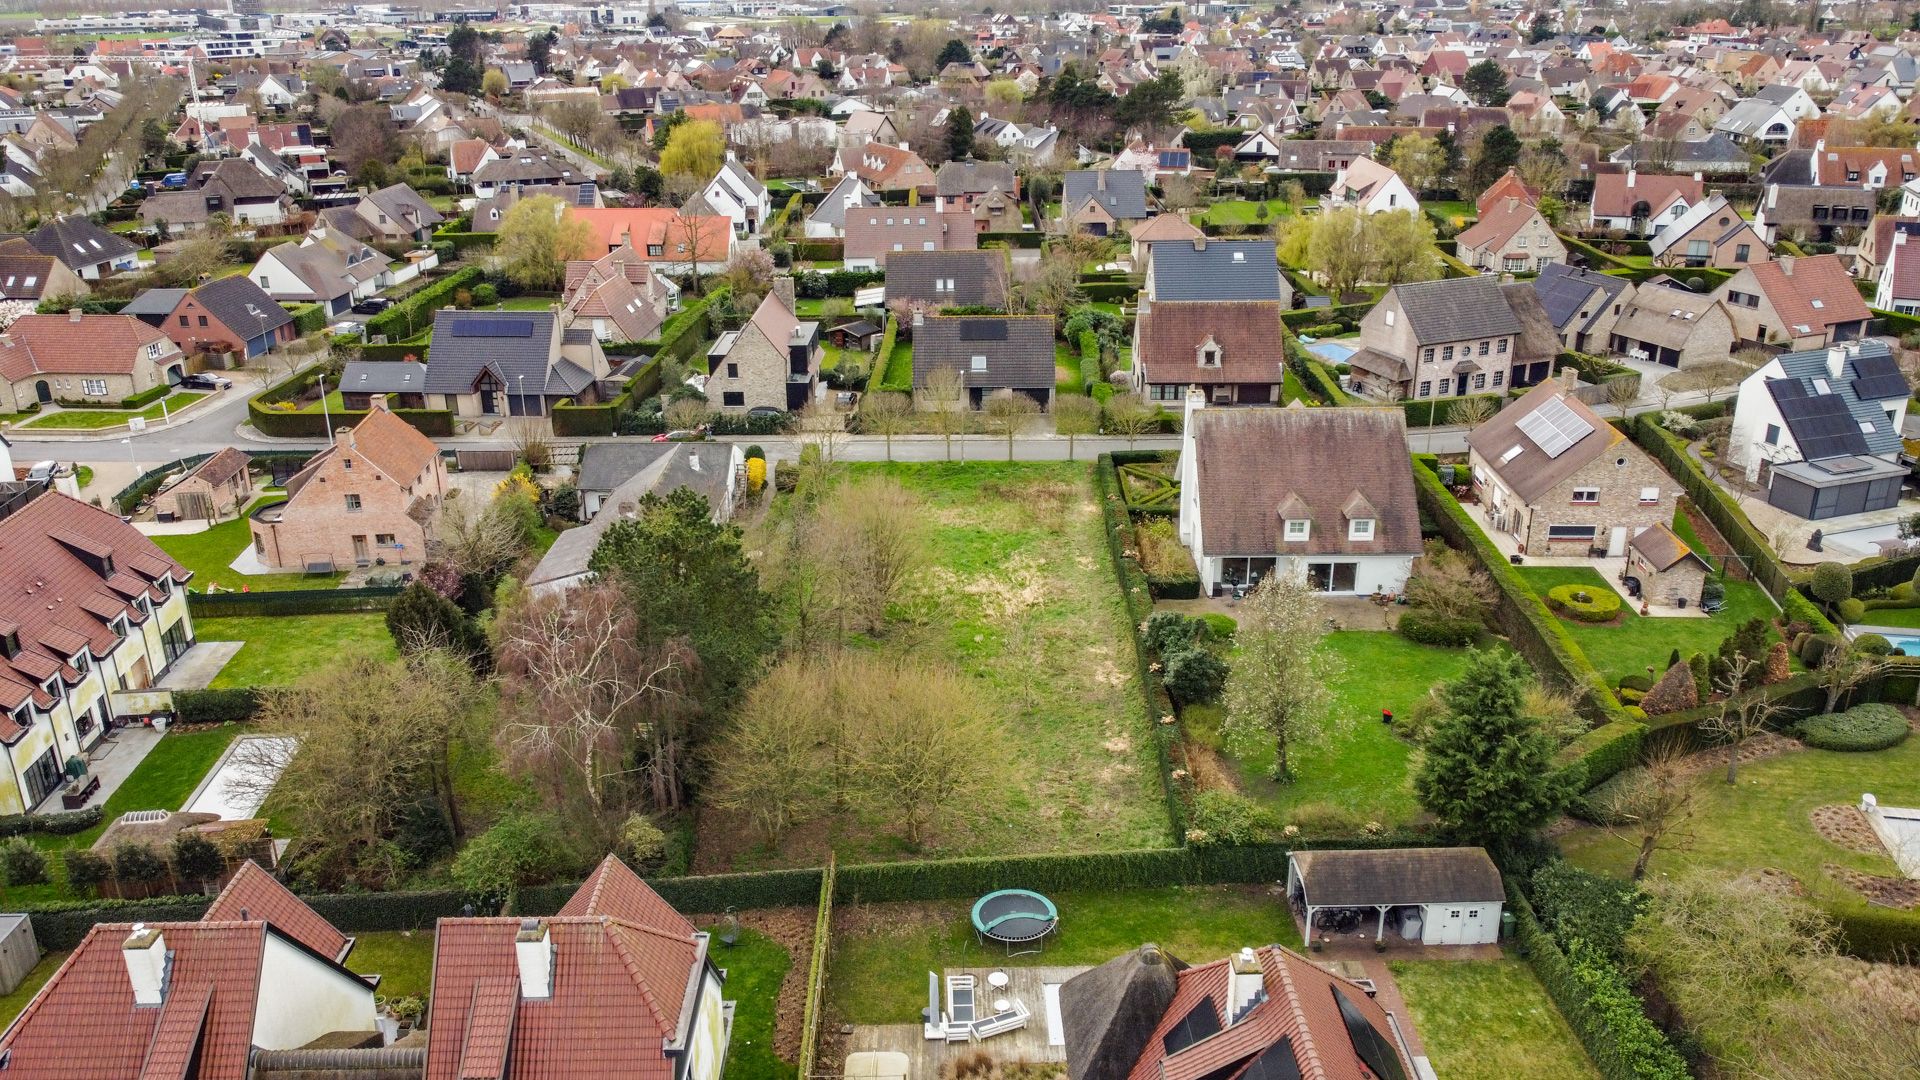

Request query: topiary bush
[
  {"left": 1162, "top": 645, "right": 1228, "bottom": 704},
  {"left": 0, "top": 836, "right": 46, "bottom": 886},
  {"left": 1810, "top": 561, "right": 1855, "bottom": 609},
  {"left": 1640, "top": 660, "right": 1698, "bottom": 716},
  {"left": 1796, "top": 703, "right": 1910, "bottom": 751},
  {"left": 1396, "top": 609, "right": 1481, "bottom": 646},
  {"left": 1546, "top": 584, "right": 1623, "bottom": 623},
  {"left": 1855, "top": 633, "right": 1894, "bottom": 656},
  {"left": 1197, "top": 613, "right": 1237, "bottom": 639},
  {"left": 1618, "top": 674, "right": 1654, "bottom": 693},
  {"left": 1799, "top": 633, "right": 1839, "bottom": 667}
]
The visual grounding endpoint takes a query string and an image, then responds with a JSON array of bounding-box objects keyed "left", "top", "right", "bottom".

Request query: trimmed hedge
[
  {"left": 796, "top": 268, "right": 886, "bottom": 298},
  {"left": 188, "top": 587, "right": 399, "bottom": 618},
  {"left": 1282, "top": 331, "right": 1350, "bottom": 405},
  {"left": 286, "top": 302, "right": 327, "bottom": 336},
  {"left": 553, "top": 290, "right": 727, "bottom": 436},
  {"left": 1630, "top": 416, "right": 1793, "bottom": 602},
  {"left": 1546, "top": 583, "right": 1624, "bottom": 623},
  {"left": 978, "top": 230, "right": 1044, "bottom": 249},
  {"left": 173, "top": 688, "right": 261, "bottom": 724},
  {"left": 872, "top": 315, "right": 908, "bottom": 393},
  {"left": 1280, "top": 302, "right": 1374, "bottom": 329},
  {"left": 366, "top": 266, "right": 485, "bottom": 341},
  {"left": 1557, "top": 721, "right": 1646, "bottom": 793},
  {"left": 0, "top": 806, "right": 102, "bottom": 838},
  {"left": 1402, "top": 392, "right": 1506, "bottom": 428},
  {"left": 1782, "top": 589, "right": 1838, "bottom": 637},
  {"left": 1397, "top": 609, "right": 1481, "bottom": 646},
  {"left": 249, "top": 364, "right": 453, "bottom": 439},
  {"left": 1795, "top": 702, "right": 1910, "bottom": 751}
]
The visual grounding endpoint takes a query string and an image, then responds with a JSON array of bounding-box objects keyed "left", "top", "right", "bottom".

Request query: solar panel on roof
[
  {"left": 451, "top": 318, "right": 534, "bottom": 338},
  {"left": 1515, "top": 397, "right": 1594, "bottom": 459},
  {"left": 1334, "top": 987, "right": 1409, "bottom": 1080},
  {"left": 1239, "top": 1038, "right": 1305, "bottom": 1080},
  {"left": 1770, "top": 378, "right": 1870, "bottom": 460},
  {"left": 958, "top": 320, "right": 1007, "bottom": 341},
  {"left": 1161, "top": 997, "right": 1221, "bottom": 1056}
]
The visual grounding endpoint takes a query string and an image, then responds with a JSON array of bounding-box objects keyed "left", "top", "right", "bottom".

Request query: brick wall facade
[
  {"left": 249, "top": 431, "right": 445, "bottom": 571},
  {"left": 1474, "top": 441, "right": 1677, "bottom": 555}
]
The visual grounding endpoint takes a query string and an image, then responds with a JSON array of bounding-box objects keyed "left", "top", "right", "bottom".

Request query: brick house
[
  {"left": 1454, "top": 197, "right": 1567, "bottom": 272},
  {"left": 1348, "top": 277, "right": 1558, "bottom": 399},
  {"left": 1133, "top": 301, "right": 1289, "bottom": 405},
  {"left": 911, "top": 314, "right": 1056, "bottom": 410},
  {"left": 842, "top": 207, "right": 976, "bottom": 270},
  {"left": 0, "top": 236, "right": 84, "bottom": 302},
  {"left": 1648, "top": 195, "right": 1769, "bottom": 268},
  {"left": 1466, "top": 378, "right": 1678, "bottom": 558},
  {"left": 123, "top": 276, "right": 296, "bottom": 361},
  {"left": 707, "top": 279, "right": 820, "bottom": 413},
  {"left": 151, "top": 446, "right": 253, "bottom": 522},
  {"left": 0, "top": 486, "right": 194, "bottom": 814},
  {"left": 1712, "top": 254, "right": 1871, "bottom": 349},
  {"left": 249, "top": 402, "right": 447, "bottom": 571},
  {"left": 1608, "top": 281, "right": 1737, "bottom": 369},
  {"left": 1061, "top": 169, "right": 1149, "bottom": 235},
  {"left": 0, "top": 312, "right": 185, "bottom": 411},
  {"left": 1626, "top": 523, "right": 1712, "bottom": 608}
]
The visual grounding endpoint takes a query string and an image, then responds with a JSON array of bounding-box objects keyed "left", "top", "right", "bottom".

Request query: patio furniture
[
  {"left": 972, "top": 889, "right": 1059, "bottom": 956},
  {"left": 61, "top": 775, "right": 99, "bottom": 809},
  {"left": 986, "top": 970, "right": 1010, "bottom": 992},
  {"left": 921, "top": 973, "right": 1034, "bottom": 1043}
]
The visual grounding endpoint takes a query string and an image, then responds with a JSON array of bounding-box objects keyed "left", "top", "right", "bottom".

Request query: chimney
[
  {"left": 1778, "top": 256, "right": 1795, "bottom": 276},
  {"left": 67, "top": 308, "right": 81, "bottom": 322},
  {"left": 1827, "top": 346, "right": 1848, "bottom": 378},
  {"left": 370, "top": 393, "right": 391, "bottom": 412},
  {"left": 1558, "top": 365, "right": 1579, "bottom": 389},
  {"left": 123, "top": 924, "right": 170, "bottom": 1006},
  {"left": 773, "top": 276, "right": 795, "bottom": 310},
  {"left": 1096, "top": 170, "right": 1107, "bottom": 191},
  {"left": 1626, "top": 167, "right": 1637, "bottom": 189},
  {"left": 334, "top": 426, "right": 354, "bottom": 452},
  {"left": 1505, "top": 196, "right": 1517, "bottom": 213},
  {"left": 515, "top": 919, "right": 554, "bottom": 1000},
  {"left": 1192, "top": 236, "right": 1207, "bottom": 251},
  {"left": 1227, "top": 947, "right": 1266, "bottom": 1025}
]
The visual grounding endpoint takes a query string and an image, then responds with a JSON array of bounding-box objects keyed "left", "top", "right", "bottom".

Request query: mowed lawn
[
  {"left": 827, "top": 885, "right": 1300, "bottom": 1025},
  {"left": 197, "top": 613, "right": 395, "bottom": 688},
  {"left": 1391, "top": 959, "right": 1600, "bottom": 1079},
  {"left": 1196, "top": 199, "right": 1298, "bottom": 226},
  {"left": 152, "top": 504, "right": 347, "bottom": 592},
  {"left": 1517, "top": 565, "right": 1779, "bottom": 685},
  {"left": 1208, "top": 632, "right": 1485, "bottom": 827},
  {"left": 21, "top": 392, "right": 208, "bottom": 429},
  {"left": 1559, "top": 735, "right": 1920, "bottom": 906},
  {"left": 701, "top": 927, "right": 794, "bottom": 1080},
  {"left": 345, "top": 930, "right": 436, "bottom": 1001}
]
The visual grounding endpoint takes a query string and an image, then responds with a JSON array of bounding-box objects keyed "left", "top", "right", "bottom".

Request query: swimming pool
[
  {"left": 1306, "top": 341, "right": 1356, "bottom": 364},
  {"left": 1855, "top": 629, "right": 1920, "bottom": 656}
]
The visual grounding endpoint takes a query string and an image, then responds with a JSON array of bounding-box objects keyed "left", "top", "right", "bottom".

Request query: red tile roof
[
  {"left": 0, "top": 493, "right": 187, "bottom": 729},
  {"left": 1591, "top": 172, "right": 1702, "bottom": 218},
  {"left": 0, "top": 313, "right": 180, "bottom": 380},
  {"left": 1745, "top": 254, "right": 1871, "bottom": 335},
  {"left": 425, "top": 858, "right": 706, "bottom": 1080},
  {"left": 203, "top": 861, "right": 352, "bottom": 961}
]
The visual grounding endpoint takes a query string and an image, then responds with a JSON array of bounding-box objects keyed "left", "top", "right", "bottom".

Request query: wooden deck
[{"left": 842, "top": 965, "right": 1089, "bottom": 1078}]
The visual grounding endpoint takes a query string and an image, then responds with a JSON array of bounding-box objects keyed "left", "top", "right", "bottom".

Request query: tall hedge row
[
  {"left": 365, "top": 266, "right": 485, "bottom": 341},
  {"left": 1628, "top": 416, "right": 1794, "bottom": 603}
]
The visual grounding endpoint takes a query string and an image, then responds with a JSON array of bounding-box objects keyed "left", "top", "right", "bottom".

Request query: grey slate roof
[
  {"left": 191, "top": 275, "right": 292, "bottom": 337},
  {"left": 911, "top": 315, "right": 1055, "bottom": 391},
  {"left": 120, "top": 288, "right": 190, "bottom": 320},
  {"left": 884, "top": 250, "right": 1009, "bottom": 308},
  {"left": 529, "top": 442, "right": 736, "bottom": 591},
  {"left": 424, "top": 309, "right": 576, "bottom": 395},
  {"left": 26, "top": 215, "right": 137, "bottom": 269},
  {"left": 806, "top": 175, "right": 879, "bottom": 232},
  {"left": 1062, "top": 169, "right": 1148, "bottom": 221},
  {"left": 1392, "top": 276, "right": 1522, "bottom": 343},
  {"left": 935, "top": 160, "right": 1016, "bottom": 198},
  {"left": 1290, "top": 847, "right": 1505, "bottom": 906},
  {"left": 341, "top": 359, "right": 428, "bottom": 395},
  {"left": 1530, "top": 262, "right": 1632, "bottom": 332},
  {"left": 1769, "top": 340, "right": 1906, "bottom": 459},
  {"left": 1146, "top": 239, "right": 1286, "bottom": 302}
]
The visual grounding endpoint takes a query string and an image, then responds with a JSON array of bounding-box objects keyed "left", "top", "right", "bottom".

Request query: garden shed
[{"left": 1286, "top": 847, "right": 1505, "bottom": 945}]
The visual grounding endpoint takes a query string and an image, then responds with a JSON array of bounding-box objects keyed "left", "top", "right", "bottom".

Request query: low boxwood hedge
[
  {"left": 1396, "top": 609, "right": 1480, "bottom": 646},
  {"left": 174, "top": 688, "right": 261, "bottom": 724},
  {"left": 0, "top": 806, "right": 102, "bottom": 838},
  {"left": 1795, "top": 702, "right": 1910, "bottom": 751},
  {"left": 1546, "top": 584, "right": 1623, "bottom": 623}
]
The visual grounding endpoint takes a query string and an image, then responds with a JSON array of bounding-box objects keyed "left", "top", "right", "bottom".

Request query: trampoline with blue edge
[{"left": 971, "top": 888, "right": 1059, "bottom": 955}]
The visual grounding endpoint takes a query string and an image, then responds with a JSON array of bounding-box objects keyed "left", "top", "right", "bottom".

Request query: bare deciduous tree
[
  {"left": 1702, "top": 655, "right": 1791, "bottom": 784},
  {"left": 1816, "top": 637, "right": 1889, "bottom": 713},
  {"left": 1598, "top": 748, "right": 1699, "bottom": 880},
  {"left": 982, "top": 389, "right": 1042, "bottom": 460},
  {"left": 1223, "top": 574, "right": 1347, "bottom": 780},
  {"left": 434, "top": 490, "right": 533, "bottom": 584},
  {"left": 923, "top": 367, "right": 968, "bottom": 460},
  {"left": 1103, "top": 392, "right": 1159, "bottom": 448},
  {"left": 1053, "top": 393, "right": 1101, "bottom": 460},
  {"left": 809, "top": 475, "right": 927, "bottom": 633},
  {"left": 861, "top": 390, "right": 913, "bottom": 460}
]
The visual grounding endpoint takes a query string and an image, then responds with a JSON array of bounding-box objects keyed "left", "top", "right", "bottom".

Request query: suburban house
[
  {"left": 122, "top": 275, "right": 295, "bottom": 361},
  {"left": 1286, "top": 847, "right": 1505, "bottom": 946},
  {"left": 841, "top": 207, "right": 976, "bottom": 270},
  {"left": 1753, "top": 181, "right": 1878, "bottom": 245},
  {"left": 1727, "top": 339, "right": 1911, "bottom": 519},
  {"left": 247, "top": 228, "right": 387, "bottom": 314},
  {"left": 910, "top": 314, "right": 1055, "bottom": 410},
  {"left": 1177, "top": 400, "right": 1420, "bottom": 596},
  {"left": 422, "top": 308, "right": 612, "bottom": 417},
  {"left": 317, "top": 181, "right": 445, "bottom": 244},
  {"left": 570, "top": 207, "right": 735, "bottom": 273},
  {"left": 1134, "top": 300, "right": 1289, "bottom": 405},
  {"left": 1454, "top": 196, "right": 1567, "bottom": 272},
  {"left": 0, "top": 863, "right": 383, "bottom": 1077},
  {"left": 339, "top": 359, "right": 429, "bottom": 410},
  {"left": 531, "top": 442, "right": 743, "bottom": 595},
  {"left": 19, "top": 215, "right": 139, "bottom": 280},
  {"left": 471, "top": 151, "right": 578, "bottom": 199},
  {"left": 1347, "top": 276, "right": 1557, "bottom": 400},
  {"left": 446, "top": 137, "right": 499, "bottom": 185},
  {"left": 151, "top": 446, "right": 253, "bottom": 523},
  {"left": 1648, "top": 194, "right": 1768, "bottom": 268},
  {"left": 422, "top": 856, "right": 732, "bottom": 1080},
  {"left": 830, "top": 140, "right": 936, "bottom": 195},
  {"left": 706, "top": 279, "right": 820, "bottom": 414},
  {"left": 1467, "top": 379, "right": 1678, "bottom": 557},
  {"left": 0, "top": 312, "right": 185, "bottom": 411},
  {"left": 139, "top": 158, "right": 292, "bottom": 232},
  {"left": 1589, "top": 170, "right": 1703, "bottom": 234},
  {"left": 1712, "top": 254, "right": 1871, "bottom": 349},
  {"left": 884, "top": 249, "right": 1009, "bottom": 311},
  {"left": 694, "top": 152, "right": 772, "bottom": 237},
  {"left": 1060, "top": 169, "right": 1149, "bottom": 235},
  {"left": 560, "top": 245, "right": 678, "bottom": 343},
  {"left": 1875, "top": 226, "right": 1920, "bottom": 313},
  {"left": 1061, "top": 942, "right": 1418, "bottom": 1080},
  {"left": 1127, "top": 212, "right": 1204, "bottom": 265},
  {"left": 0, "top": 236, "right": 83, "bottom": 301},
  {"left": 1608, "top": 280, "right": 1737, "bottom": 369},
  {"left": 803, "top": 173, "right": 879, "bottom": 238},
  {"left": 250, "top": 401, "right": 447, "bottom": 571},
  {"left": 1626, "top": 524, "right": 1715, "bottom": 608},
  {"left": 1529, "top": 263, "right": 1636, "bottom": 354},
  {"left": 1325, "top": 157, "right": 1420, "bottom": 214},
  {"left": 0, "top": 487, "right": 193, "bottom": 814},
  {"left": 1142, "top": 238, "right": 1291, "bottom": 307},
  {"left": 934, "top": 160, "right": 1019, "bottom": 214}
]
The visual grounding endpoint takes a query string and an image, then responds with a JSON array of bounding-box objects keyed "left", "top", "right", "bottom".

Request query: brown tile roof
[
  {"left": 1468, "top": 380, "right": 1630, "bottom": 504},
  {"left": 1188, "top": 407, "right": 1420, "bottom": 559},
  {"left": 0, "top": 492, "right": 187, "bottom": 727},
  {"left": 1744, "top": 254, "right": 1871, "bottom": 336},
  {"left": 1135, "top": 301, "right": 1286, "bottom": 386},
  {"left": 336, "top": 406, "right": 441, "bottom": 488},
  {"left": 1475, "top": 168, "right": 1539, "bottom": 215},
  {"left": 0, "top": 313, "right": 179, "bottom": 380},
  {"left": 1130, "top": 214, "right": 1204, "bottom": 244},
  {"left": 1455, "top": 197, "right": 1549, "bottom": 255},
  {"left": 167, "top": 447, "right": 251, "bottom": 492},
  {"left": 203, "top": 861, "right": 352, "bottom": 961},
  {"left": 1591, "top": 172, "right": 1702, "bottom": 218},
  {"left": 425, "top": 858, "right": 705, "bottom": 1080},
  {"left": 1629, "top": 521, "right": 1707, "bottom": 572}
]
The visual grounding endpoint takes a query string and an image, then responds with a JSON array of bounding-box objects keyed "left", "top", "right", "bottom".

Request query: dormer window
[
  {"left": 1284, "top": 519, "right": 1310, "bottom": 541},
  {"left": 1197, "top": 337, "right": 1222, "bottom": 368},
  {"left": 1349, "top": 518, "right": 1375, "bottom": 541}
]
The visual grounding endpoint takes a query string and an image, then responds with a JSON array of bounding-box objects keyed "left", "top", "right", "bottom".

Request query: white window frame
[
  {"left": 1348, "top": 518, "right": 1375, "bottom": 540},
  {"left": 1571, "top": 488, "right": 1599, "bottom": 504},
  {"left": 1284, "top": 518, "right": 1310, "bottom": 541}
]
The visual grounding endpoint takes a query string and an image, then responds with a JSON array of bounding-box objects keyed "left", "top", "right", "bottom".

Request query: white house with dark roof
[
  {"left": 1727, "top": 339, "right": 1911, "bottom": 519},
  {"left": 695, "top": 151, "right": 771, "bottom": 237}
]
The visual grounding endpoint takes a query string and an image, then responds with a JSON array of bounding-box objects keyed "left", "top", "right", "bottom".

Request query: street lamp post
[
  {"left": 517, "top": 374, "right": 525, "bottom": 417},
  {"left": 317, "top": 370, "right": 331, "bottom": 433}
]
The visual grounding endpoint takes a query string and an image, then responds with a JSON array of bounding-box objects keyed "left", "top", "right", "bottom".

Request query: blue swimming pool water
[
  {"left": 1306, "top": 341, "right": 1356, "bottom": 363},
  {"left": 1876, "top": 634, "right": 1920, "bottom": 656}
]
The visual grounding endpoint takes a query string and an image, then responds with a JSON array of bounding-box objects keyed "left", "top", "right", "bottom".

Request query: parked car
[
  {"left": 177, "top": 373, "right": 232, "bottom": 391},
  {"left": 350, "top": 297, "right": 392, "bottom": 315},
  {"left": 161, "top": 172, "right": 188, "bottom": 189},
  {"left": 329, "top": 321, "right": 361, "bottom": 335}
]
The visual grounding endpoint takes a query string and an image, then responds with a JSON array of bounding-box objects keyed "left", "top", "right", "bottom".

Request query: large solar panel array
[
  {"left": 1769, "top": 379, "right": 1869, "bottom": 460},
  {"left": 1240, "top": 1038, "right": 1306, "bottom": 1080},
  {"left": 1848, "top": 354, "right": 1910, "bottom": 401},
  {"left": 1161, "top": 997, "right": 1222, "bottom": 1056},
  {"left": 450, "top": 318, "right": 534, "bottom": 338},
  {"left": 1334, "top": 987, "right": 1410, "bottom": 1080},
  {"left": 1515, "top": 396, "right": 1595, "bottom": 459}
]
